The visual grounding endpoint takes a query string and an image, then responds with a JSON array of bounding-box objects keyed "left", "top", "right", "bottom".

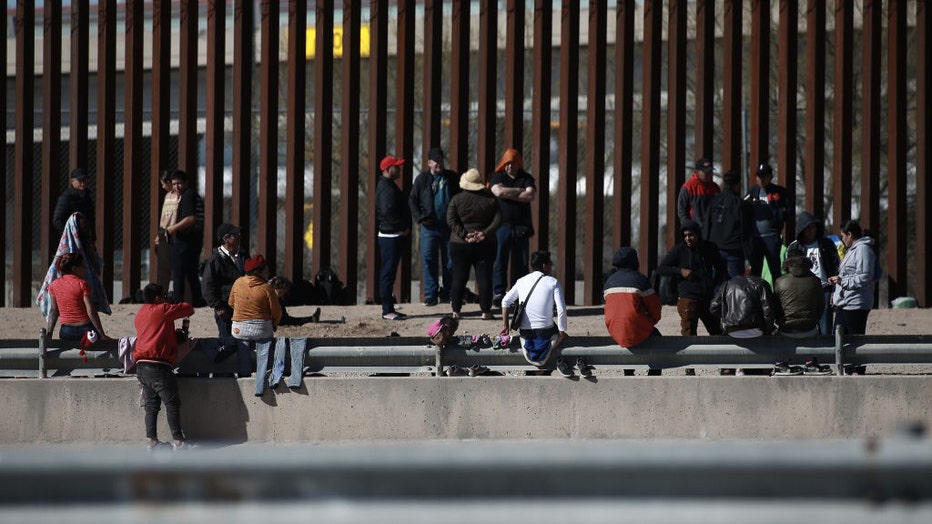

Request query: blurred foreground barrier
[{"left": 1, "top": 330, "right": 931, "bottom": 377}]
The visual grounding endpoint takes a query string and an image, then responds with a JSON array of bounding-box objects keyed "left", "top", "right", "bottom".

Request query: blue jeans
[
  {"left": 749, "top": 234, "right": 783, "bottom": 279},
  {"left": 419, "top": 226, "right": 452, "bottom": 301},
  {"left": 719, "top": 248, "right": 745, "bottom": 279},
  {"left": 136, "top": 362, "right": 185, "bottom": 441},
  {"left": 493, "top": 224, "right": 530, "bottom": 296},
  {"left": 59, "top": 323, "right": 93, "bottom": 342},
  {"left": 378, "top": 236, "right": 406, "bottom": 316},
  {"left": 254, "top": 338, "right": 306, "bottom": 396}
]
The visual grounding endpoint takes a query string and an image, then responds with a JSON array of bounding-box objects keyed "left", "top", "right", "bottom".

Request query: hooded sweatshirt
[
  {"left": 229, "top": 274, "right": 283, "bottom": 326},
  {"left": 787, "top": 212, "right": 840, "bottom": 287},
  {"left": 832, "top": 236, "right": 879, "bottom": 311},
  {"left": 657, "top": 220, "right": 728, "bottom": 300},
  {"left": 603, "top": 247, "right": 662, "bottom": 348},
  {"left": 774, "top": 255, "right": 825, "bottom": 333}
]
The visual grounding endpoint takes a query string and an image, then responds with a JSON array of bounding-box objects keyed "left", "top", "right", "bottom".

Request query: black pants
[
  {"left": 449, "top": 241, "right": 495, "bottom": 314},
  {"left": 136, "top": 362, "right": 185, "bottom": 441},
  {"left": 834, "top": 308, "right": 870, "bottom": 335},
  {"left": 171, "top": 237, "right": 204, "bottom": 305}
]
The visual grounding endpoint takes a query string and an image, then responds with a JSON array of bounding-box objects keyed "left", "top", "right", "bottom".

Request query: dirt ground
[{"left": 12, "top": 301, "right": 932, "bottom": 341}]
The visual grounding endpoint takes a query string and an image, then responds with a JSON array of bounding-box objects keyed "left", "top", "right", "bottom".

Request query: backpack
[
  {"left": 651, "top": 269, "right": 679, "bottom": 306},
  {"left": 314, "top": 267, "right": 345, "bottom": 305},
  {"left": 426, "top": 316, "right": 459, "bottom": 347}
]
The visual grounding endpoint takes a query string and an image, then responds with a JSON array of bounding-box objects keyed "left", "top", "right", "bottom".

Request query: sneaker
[
  {"left": 467, "top": 365, "right": 489, "bottom": 377},
  {"left": 804, "top": 357, "right": 832, "bottom": 375},
  {"left": 772, "top": 361, "right": 803, "bottom": 376},
  {"left": 147, "top": 439, "right": 163, "bottom": 452},
  {"left": 171, "top": 441, "right": 189, "bottom": 451},
  {"left": 555, "top": 357, "right": 574, "bottom": 378},
  {"left": 311, "top": 307, "right": 322, "bottom": 322},
  {"left": 576, "top": 358, "right": 592, "bottom": 378},
  {"left": 735, "top": 368, "right": 746, "bottom": 377},
  {"left": 445, "top": 365, "right": 466, "bottom": 377},
  {"left": 423, "top": 297, "right": 439, "bottom": 307},
  {"left": 481, "top": 312, "right": 496, "bottom": 321}
]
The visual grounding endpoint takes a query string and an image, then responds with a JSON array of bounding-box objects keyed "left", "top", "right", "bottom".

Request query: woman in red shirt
[{"left": 45, "top": 252, "right": 110, "bottom": 342}]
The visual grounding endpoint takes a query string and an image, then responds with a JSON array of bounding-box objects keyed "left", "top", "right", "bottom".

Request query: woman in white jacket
[{"left": 828, "top": 220, "right": 880, "bottom": 335}]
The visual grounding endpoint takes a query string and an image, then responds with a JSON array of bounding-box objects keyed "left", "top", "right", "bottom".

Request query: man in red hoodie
[
  {"left": 676, "top": 157, "right": 720, "bottom": 239},
  {"left": 133, "top": 283, "right": 195, "bottom": 451},
  {"left": 603, "top": 247, "right": 663, "bottom": 375}
]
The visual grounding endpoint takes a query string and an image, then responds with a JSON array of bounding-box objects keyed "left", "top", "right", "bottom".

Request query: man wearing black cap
[
  {"left": 201, "top": 223, "right": 249, "bottom": 353},
  {"left": 744, "top": 162, "right": 790, "bottom": 279},
  {"left": 676, "top": 158, "right": 719, "bottom": 239},
  {"left": 53, "top": 168, "right": 95, "bottom": 237},
  {"left": 409, "top": 147, "right": 460, "bottom": 306}
]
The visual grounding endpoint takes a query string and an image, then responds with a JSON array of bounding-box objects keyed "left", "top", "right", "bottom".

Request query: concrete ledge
[{"left": 3, "top": 376, "right": 931, "bottom": 443}]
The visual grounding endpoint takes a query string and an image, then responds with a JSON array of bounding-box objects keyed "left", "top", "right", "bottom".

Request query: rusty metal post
[
  {"left": 832, "top": 0, "right": 853, "bottom": 229},
  {"left": 722, "top": 0, "right": 743, "bottom": 175},
  {"left": 557, "top": 0, "right": 579, "bottom": 304},
  {"left": 886, "top": 0, "right": 908, "bottom": 300},
  {"left": 530, "top": 0, "right": 551, "bottom": 254},
  {"left": 285, "top": 0, "right": 307, "bottom": 283},
  {"left": 478, "top": 0, "right": 499, "bottom": 178},
  {"left": 695, "top": 0, "right": 715, "bottom": 161},
  {"left": 449, "top": 0, "right": 471, "bottom": 174},
  {"left": 122, "top": 0, "right": 144, "bottom": 294},
  {"left": 179, "top": 0, "right": 199, "bottom": 179},
  {"left": 422, "top": 0, "right": 443, "bottom": 158},
  {"left": 583, "top": 0, "right": 606, "bottom": 306},
  {"left": 666, "top": 0, "right": 686, "bottom": 252},
  {"left": 504, "top": 0, "right": 525, "bottom": 150},
  {"left": 804, "top": 0, "right": 826, "bottom": 219},
  {"left": 232, "top": 0, "right": 254, "bottom": 241},
  {"left": 612, "top": 0, "right": 634, "bottom": 250},
  {"left": 258, "top": 0, "right": 280, "bottom": 271},
  {"left": 396, "top": 0, "right": 415, "bottom": 304},
  {"left": 341, "top": 0, "right": 362, "bottom": 302},
  {"left": 777, "top": 0, "right": 797, "bottom": 240},
  {"left": 313, "top": 2, "right": 335, "bottom": 281},
  {"left": 918, "top": 0, "right": 932, "bottom": 307},
  {"left": 96, "top": 0, "right": 116, "bottom": 303},
  {"left": 639, "top": 0, "right": 662, "bottom": 273},
  {"left": 69, "top": 0, "right": 90, "bottom": 174},
  {"left": 205, "top": 0, "right": 227, "bottom": 254},
  {"left": 0, "top": 5, "right": 6, "bottom": 306},
  {"left": 41, "top": 1, "right": 63, "bottom": 268},
  {"left": 367, "top": 0, "right": 389, "bottom": 304},
  {"left": 860, "top": 0, "right": 881, "bottom": 231},
  {"left": 749, "top": 0, "right": 770, "bottom": 184},
  {"left": 13, "top": 1, "right": 36, "bottom": 307},
  {"left": 150, "top": 0, "right": 171, "bottom": 284}
]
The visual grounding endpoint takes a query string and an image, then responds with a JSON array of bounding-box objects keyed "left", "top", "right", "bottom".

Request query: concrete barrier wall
[{"left": 3, "top": 377, "right": 931, "bottom": 443}]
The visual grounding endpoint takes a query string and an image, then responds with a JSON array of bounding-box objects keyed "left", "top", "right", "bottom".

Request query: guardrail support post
[
  {"left": 435, "top": 345, "right": 443, "bottom": 377},
  {"left": 834, "top": 325, "right": 845, "bottom": 375},
  {"left": 38, "top": 328, "right": 47, "bottom": 379}
]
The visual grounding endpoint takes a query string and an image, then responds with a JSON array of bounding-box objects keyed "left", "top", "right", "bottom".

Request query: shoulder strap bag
[{"left": 510, "top": 274, "right": 545, "bottom": 332}]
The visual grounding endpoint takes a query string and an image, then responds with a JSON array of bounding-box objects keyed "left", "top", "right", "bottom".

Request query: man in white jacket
[{"left": 500, "top": 251, "right": 579, "bottom": 377}]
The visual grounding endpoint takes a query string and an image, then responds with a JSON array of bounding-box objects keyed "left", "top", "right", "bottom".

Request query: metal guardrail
[{"left": 2, "top": 329, "right": 932, "bottom": 377}]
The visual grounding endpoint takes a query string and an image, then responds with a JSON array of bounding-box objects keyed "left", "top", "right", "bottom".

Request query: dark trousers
[
  {"left": 749, "top": 235, "right": 783, "bottom": 279},
  {"left": 171, "top": 237, "right": 204, "bottom": 305},
  {"left": 719, "top": 248, "right": 745, "bottom": 279},
  {"left": 378, "top": 236, "right": 406, "bottom": 316},
  {"left": 676, "top": 297, "right": 723, "bottom": 336},
  {"left": 449, "top": 241, "right": 496, "bottom": 314},
  {"left": 493, "top": 224, "right": 530, "bottom": 296},
  {"left": 835, "top": 308, "right": 870, "bottom": 335},
  {"left": 136, "top": 362, "right": 185, "bottom": 442}
]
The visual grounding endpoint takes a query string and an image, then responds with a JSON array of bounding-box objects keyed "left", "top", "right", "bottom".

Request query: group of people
[{"left": 379, "top": 147, "right": 537, "bottom": 321}]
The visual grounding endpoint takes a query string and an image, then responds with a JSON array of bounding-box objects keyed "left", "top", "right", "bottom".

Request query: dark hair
[
  {"left": 143, "top": 283, "right": 166, "bottom": 304},
  {"left": 840, "top": 220, "right": 863, "bottom": 238},
  {"left": 168, "top": 169, "right": 188, "bottom": 182},
  {"left": 268, "top": 276, "right": 292, "bottom": 293},
  {"left": 530, "top": 251, "right": 552, "bottom": 271},
  {"left": 722, "top": 171, "right": 740, "bottom": 187},
  {"left": 54, "top": 252, "right": 84, "bottom": 275},
  {"left": 160, "top": 169, "right": 174, "bottom": 182}
]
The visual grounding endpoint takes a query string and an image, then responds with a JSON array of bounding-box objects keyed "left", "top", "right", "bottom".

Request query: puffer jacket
[
  {"left": 446, "top": 189, "right": 502, "bottom": 244},
  {"left": 710, "top": 275, "right": 778, "bottom": 334},
  {"left": 833, "top": 236, "right": 879, "bottom": 310},
  {"left": 603, "top": 247, "right": 662, "bottom": 348},
  {"left": 787, "top": 211, "right": 840, "bottom": 284},
  {"left": 774, "top": 256, "right": 825, "bottom": 333}
]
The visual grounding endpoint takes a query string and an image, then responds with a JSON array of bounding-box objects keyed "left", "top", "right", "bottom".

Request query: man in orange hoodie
[
  {"left": 603, "top": 247, "right": 663, "bottom": 375},
  {"left": 490, "top": 148, "right": 537, "bottom": 306}
]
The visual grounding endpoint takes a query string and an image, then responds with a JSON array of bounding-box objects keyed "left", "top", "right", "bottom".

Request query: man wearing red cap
[
  {"left": 490, "top": 148, "right": 537, "bottom": 307},
  {"left": 375, "top": 155, "right": 412, "bottom": 320}
]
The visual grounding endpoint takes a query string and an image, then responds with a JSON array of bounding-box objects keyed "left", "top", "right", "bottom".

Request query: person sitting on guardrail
[
  {"left": 774, "top": 248, "right": 824, "bottom": 338},
  {"left": 603, "top": 247, "right": 662, "bottom": 376},
  {"left": 711, "top": 273, "right": 779, "bottom": 376},
  {"left": 500, "top": 251, "right": 575, "bottom": 377},
  {"left": 132, "top": 283, "right": 195, "bottom": 451},
  {"left": 229, "top": 255, "right": 282, "bottom": 378},
  {"left": 42, "top": 252, "right": 111, "bottom": 343}
]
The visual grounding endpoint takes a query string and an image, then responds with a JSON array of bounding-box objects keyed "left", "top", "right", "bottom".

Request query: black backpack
[
  {"left": 650, "top": 269, "right": 679, "bottom": 306},
  {"left": 314, "top": 268, "right": 346, "bottom": 305}
]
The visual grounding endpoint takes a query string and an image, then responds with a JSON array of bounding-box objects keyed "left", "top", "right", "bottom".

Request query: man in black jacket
[
  {"left": 376, "top": 155, "right": 412, "bottom": 320},
  {"left": 408, "top": 147, "right": 460, "bottom": 306},
  {"left": 164, "top": 169, "right": 206, "bottom": 306},
  {"left": 710, "top": 274, "right": 778, "bottom": 337},
  {"left": 52, "top": 168, "right": 95, "bottom": 239},
  {"left": 705, "top": 171, "right": 751, "bottom": 278},
  {"left": 657, "top": 219, "right": 727, "bottom": 336},
  {"left": 201, "top": 223, "right": 249, "bottom": 364}
]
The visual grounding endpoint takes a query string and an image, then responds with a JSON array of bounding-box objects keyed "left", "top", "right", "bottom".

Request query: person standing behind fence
[
  {"left": 677, "top": 158, "right": 720, "bottom": 239},
  {"left": 828, "top": 220, "right": 880, "bottom": 335},
  {"left": 603, "top": 247, "right": 663, "bottom": 376},
  {"left": 133, "top": 283, "right": 195, "bottom": 451},
  {"left": 490, "top": 148, "right": 537, "bottom": 307},
  {"left": 375, "top": 155, "right": 412, "bottom": 321},
  {"left": 409, "top": 147, "right": 460, "bottom": 306},
  {"left": 52, "top": 168, "right": 94, "bottom": 240},
  {"left": 705, "top": 171, "right": 751, "bottom": 278},
  {"left": 774, "top": 248, "right": 824, "bottom": 338},
  {"left": 787, "top": 211, "right": 840, "bottom": 335},
  {"left": 163, "top": 169, "right": 205, "bottom": 307},
  {"left": 447, "top": 168, "right": 501, "bottom": 320},
  {"left": 745, "top": 162, "right": 790, "bottom": 280},
  {"left": 155, "top": 169, "right": 182, "bottom": 289}
]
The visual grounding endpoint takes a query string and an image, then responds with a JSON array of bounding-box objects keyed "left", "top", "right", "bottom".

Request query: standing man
[
  {"left": 132, "top": 283, "right": 195, "bottom": 451},
  {"left": 155, "top": 169, "right": 182, "bottom": 288},
  {"left": 376, "top": 155, "right": 412, "bottom": 321},
  {"left": 657, "top": 220, "right": 727, "bottom": 337},
  {"left": 490, "top": 148, "right": 537, "bottom": 307},
  {"left": 787, "top": 211, "right": 840, "bottom": 335},
  {"left": 163, "top": 169, "right": 206, "bottom": 306},
  {"left": 409, "top": 147, "right": 460, "bottom": 306},
  {"left": 53, "top": 168, "right": 95, "bottom": 239},
  {"left": 201, "top": 223, "right": 248, "bottom": 363},
  {"left": 676, "top": 158, "right": 719, "bottom": 239},
  {"left": 706, "top": 171, "right": 752, "bottom": 278},
  {"left": 745, "top": 162, "right": 790, "bottom": 280},
  {"left": 500, "top": 251, "right": 574, "bottom": 377}
]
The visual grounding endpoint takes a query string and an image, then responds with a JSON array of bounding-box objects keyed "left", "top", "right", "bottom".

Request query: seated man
[
  {"left": 774, "top": 248, "right": 825, "bottom": 338},
  {"left": 603, "top": 247, "right": 662, "bottom": 375},
  {"left": 710, "top": 273, "right": 778, "bottom": 376},
  {"left": 228, "top": 255, "right": 282, "bottom": 377}
]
